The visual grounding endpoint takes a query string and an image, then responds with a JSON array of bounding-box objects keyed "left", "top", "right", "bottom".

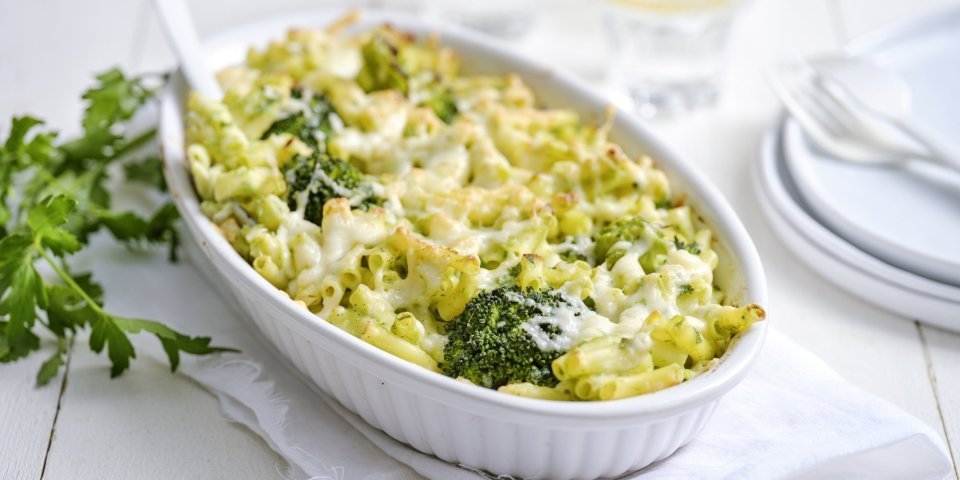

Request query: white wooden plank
[
  {"left": 0, "top": 0, "right": 147, "bottom": 477},
  {"left": 34, "top": 1, "right": 284, "bottom": 476},
  {"left": 41, "top": 237, "right": 287, "bottom": 480},
  {"left": 0, "top": 0, "right": 146, "bottom": 131},
  {"left": 922, "top": 326, "right": 960, "bottom": 478},
  {"left": 41, "top": 337, "right": 287, "bottom": 480},
  {"left": 0, "top": 344, "right": 67, "bottom": 480},
  {"left": 646, "top": 0, "right": 948, "bottom": 439}
]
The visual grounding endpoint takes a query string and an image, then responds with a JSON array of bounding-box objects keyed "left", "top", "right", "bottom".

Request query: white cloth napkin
[{"left": 86, "top": 237, "right": 954, "bottom": 480}]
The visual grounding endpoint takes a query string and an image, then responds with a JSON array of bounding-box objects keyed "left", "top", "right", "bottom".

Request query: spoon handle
[{"left": 152, "top": 0, "right": 222, "bottom": 99}]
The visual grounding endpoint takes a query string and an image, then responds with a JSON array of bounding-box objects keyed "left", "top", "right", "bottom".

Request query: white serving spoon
[
  {"left": 152, "top": 0, "right": 222, "bottom": 99},
  {"left": 812, "top": 57, "right": 960, "bottom": 170}
]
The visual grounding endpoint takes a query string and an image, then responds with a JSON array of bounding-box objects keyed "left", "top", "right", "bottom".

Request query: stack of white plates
[{"left": 753, "top": 6, "right": 960, "bottom": 333}]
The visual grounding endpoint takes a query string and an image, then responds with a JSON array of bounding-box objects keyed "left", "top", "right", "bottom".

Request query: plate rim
[
  {"left": 778, "top": 4, "right": 960, "bottom": 286},
  {"left": 780, "top": 120, "right": 960, "bottom": 286},
  {"left": 753, "top": 117, "right": 960, "bottom": 332}
]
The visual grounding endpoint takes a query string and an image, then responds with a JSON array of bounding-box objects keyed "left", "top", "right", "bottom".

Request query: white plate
[
  {"left": 780, "top": 5, "right": 960, "bottom": 287},
  {"left": 755, "top": 117, "right": 960, "bottom": 333}
]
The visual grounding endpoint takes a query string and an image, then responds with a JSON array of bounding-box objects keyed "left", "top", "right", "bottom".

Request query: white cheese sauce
[{"left": 511, "top": 292, "right": 598, "bottom": 352}]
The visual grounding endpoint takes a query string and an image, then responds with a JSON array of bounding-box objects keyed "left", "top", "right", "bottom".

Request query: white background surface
[{"left": 1, "top": 0, "right": 958, "bottom": 478}]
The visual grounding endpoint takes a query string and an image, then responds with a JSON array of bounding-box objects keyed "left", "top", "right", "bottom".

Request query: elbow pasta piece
[
  {"left": 391, "top": 311, "right": 424, "bottom": 344},
  {"left": 596, "top": 364, "right": 685, "bottom": 401},
  {"left": 251, "top": 195, "right": 290, "bottom": 230},
  {"left": 290, "top": 232, "right": 322, "bottom": 272},
  {"left": 498, "top": 383, "right": 571, "bottom": 401},
  {"left": 253, "top": 255, "right": 287, "bottom": 288},
  {"left": 710, "top": 304, "right": 766, "bottom": 338},
  {"left": 653, "top": 315, "right": 715, "bottom": 364},
  {"left": 516, "top": 254, "right": 545, "bottom": 291},
  {"left": 360, "top": 320, "right": 440, "bottom": 372},
  {"left": 553, "top": 336, "right": 650, "bottom": 381}
]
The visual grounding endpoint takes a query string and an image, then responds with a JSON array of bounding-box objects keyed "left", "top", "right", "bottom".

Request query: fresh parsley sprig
[{"left": 0, "top": 68, "right": 235, "bottom": 385}]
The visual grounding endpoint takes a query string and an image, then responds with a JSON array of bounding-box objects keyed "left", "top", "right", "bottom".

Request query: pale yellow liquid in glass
[{"left": 607, "top": 0, "right": 733, "bottom": 13}]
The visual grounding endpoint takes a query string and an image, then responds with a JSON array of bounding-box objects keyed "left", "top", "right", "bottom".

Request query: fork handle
[{"left": 892, "top": 117, "right": 960, "bottom": 171}]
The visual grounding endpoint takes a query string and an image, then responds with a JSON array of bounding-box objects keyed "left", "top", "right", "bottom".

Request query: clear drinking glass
[
  {"left": 420, "top": 0, "right": 541, "bottom": 39},
  {"left": 603, "top": 0, "right": 743, "bottom": 118}
]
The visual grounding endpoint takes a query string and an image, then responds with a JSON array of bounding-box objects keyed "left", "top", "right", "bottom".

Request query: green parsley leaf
[
  {"left": 3, "top": 116, "right": 44, "bottom": 153},
  {"left": 123, "top": 156, "right": 167, "bottom": 191},
  {"left": 88, "top": 313, "right": 137, "bottom": 378},
  {"left": 0, "top": 67, "right": 232, "bottom": 384},
  {"left": 36, "top": 337, "right": 68, "bottom": 386},
  {"left": 0, "top": 117, "right": 61, "bottom": 225},
  {"left": 0, "top": 329, "right": 10, "bottom": 359},
  {"left": 115, "top": 316, "right": 237, "bottom": 372},
  {"left": 91, "top": 314, "right": 236, "bottom": 377},
  {"left": 44, "top": 274, "right": 102, "bottom": 337},
  {"left": 27, "top": 195, "right": 82, "bottom": 255},
  {"left": 0, "top": 233, "right": 44, "bottom": 361},
  {"left": 98, "top": 210, "right": 150, "bottom": 241},
  {"left": 96, "top": 203, "right": 180, "bottom": 261},
  {"left": 2, "top": 116, "right": 61, "bottom": 168},
  {"left": 81, "top": 69, "right": 153, "bottom": 135},
  {"left": 59, "top": 129, "right": 119, "bottom": 163},
  {"left": 60, "top": 68, "right": 155, "bottom": 164}
]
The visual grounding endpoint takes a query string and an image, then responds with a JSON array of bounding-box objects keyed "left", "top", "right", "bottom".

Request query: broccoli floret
[
  {"left": 441, "top": 286, "right": 574, "bottom": 389},
  {"left": 261, "top": 88, "right": 338, "bottom": 153},
  {"left": 263, "top": 89, "right": 381, "bottom": 225},
  {"left": 357, "top": 30, "right": 458, "bottom": 123},
  {"left": 421, "top": 83, "right": 458, "bottom": 124},
  {"left": 594, "top": 217, "right": 660, "bottom": 262},
  {"left": 282, "top": 153, "right": 381, "bottom": 225},
  {"left": 594, "top": 217, "right": 668, "bottom": 272},
  {"left": 357, "top": 32, "right": 409, "bottom": 94},
  {"left": 283, "top": 153, "right": 316, "bottom": 193}
]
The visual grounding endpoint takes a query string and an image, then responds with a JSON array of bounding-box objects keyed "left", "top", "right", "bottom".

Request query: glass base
[{"left": 624, "top": 82, "right": 719, "bottom": 119}]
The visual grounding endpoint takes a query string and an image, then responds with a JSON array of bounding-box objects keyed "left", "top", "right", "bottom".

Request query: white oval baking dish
[{"left": 159, "top": 10, "right": 768, "bottom": 479}]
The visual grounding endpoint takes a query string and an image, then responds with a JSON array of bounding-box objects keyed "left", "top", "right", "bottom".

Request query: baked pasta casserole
[{"left": 185, "top": 16, "right": 765, "bottom": 401}]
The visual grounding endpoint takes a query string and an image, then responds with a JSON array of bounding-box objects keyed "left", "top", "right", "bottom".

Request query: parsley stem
[
  {"left": 112, "top": 127, "right": 156, "bottom": 159},
  {"left": 35, "top": 245, "right": 108, "bottom": 318}
]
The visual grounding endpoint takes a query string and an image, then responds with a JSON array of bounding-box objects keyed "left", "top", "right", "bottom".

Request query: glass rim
[{"left": 603, "top": 0, "right": 740, "bottom": 13}]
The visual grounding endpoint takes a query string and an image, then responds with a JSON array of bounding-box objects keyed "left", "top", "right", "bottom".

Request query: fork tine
[
  {"left": 779, "top": 64, "right": 847, "bottom": 136},
  {"left": 766, "top": 65, "right": 841, "bottom": 140},
  {"left": 796, "top": 79, "right": 854, "bottom": 135},
  {"left": 766, "top": 60, "right": 918, "bottom": 165},
  {"left": 795, "top": 58, "right": 905, "bottom": 142}
]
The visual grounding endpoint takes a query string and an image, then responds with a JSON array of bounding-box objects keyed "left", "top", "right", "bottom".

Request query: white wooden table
[{"left": 2, "top": 0, "right": 958, "bottom": 478}]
